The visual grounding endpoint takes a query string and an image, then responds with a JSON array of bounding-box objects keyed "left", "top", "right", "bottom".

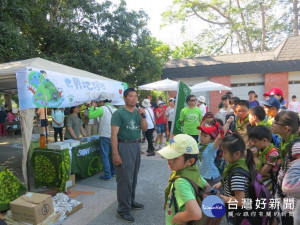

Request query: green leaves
[
  {"left": 163, "top": 0, "right": 294, "bottom": 54},
  {"left": 0, "top": 0, "right": 170, "bottom": 87}
]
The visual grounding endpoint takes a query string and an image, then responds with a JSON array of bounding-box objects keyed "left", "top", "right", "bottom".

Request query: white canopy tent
[
  {"left": 190, "top": 81, "right": 231, "bottom": 92},
  {"left": 0, "top": 57, "right": 125, "bottom": 187},
  {"left": 138, "top": 78, "right": 178, "bottom": 91}
]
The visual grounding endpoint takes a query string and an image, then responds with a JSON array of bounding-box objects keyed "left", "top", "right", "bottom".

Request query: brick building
[{"left": 162, "top": 36, "right": 300, "bottom": 113}]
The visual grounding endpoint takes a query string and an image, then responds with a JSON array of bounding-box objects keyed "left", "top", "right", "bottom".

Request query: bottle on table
[{"left": 40, "top": 134, "right": 46, "bottom": 147}]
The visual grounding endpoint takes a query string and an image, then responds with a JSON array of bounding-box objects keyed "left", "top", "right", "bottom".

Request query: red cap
[
  {"left": 271, "top": 88, "right": 283, "bottom": 96},
  {"left": 197, "top": 124, "right": 220, "bottom": 139},
  {"left": 263, "top": 92, "right": 270, "bottom": 97}
]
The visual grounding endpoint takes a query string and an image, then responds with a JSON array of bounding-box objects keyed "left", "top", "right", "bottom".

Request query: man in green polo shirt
[
  {"left": 111, "top": 88, "right": 148, "bottom": 223},
  {"left": 179, "top": 94, "right": 202, "bottom": 142}
]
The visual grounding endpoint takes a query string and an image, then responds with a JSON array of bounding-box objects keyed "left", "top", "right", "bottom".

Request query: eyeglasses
[
  {"left": 236, "top": 110, "right": 248, "bottom": 113},
  {"left": 273, "top": 122, "right": 286, "bottom": 126},
  {"left": 189, "top": 99, "right": 197, "bottom": 101}
]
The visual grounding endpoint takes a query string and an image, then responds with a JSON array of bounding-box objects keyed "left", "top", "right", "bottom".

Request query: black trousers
[
  {"left": 145, "top": 128, "right": 154, "bottom": 151},
  {"left": 53, "top": 127, "right": 63, "bottom": 142}
]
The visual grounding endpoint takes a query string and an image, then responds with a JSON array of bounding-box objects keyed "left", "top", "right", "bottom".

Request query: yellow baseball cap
[{"left": 157, "top": 134, "right": 199, "bottom": 159}]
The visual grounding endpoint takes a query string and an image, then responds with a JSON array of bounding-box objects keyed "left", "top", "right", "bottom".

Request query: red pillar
[
  {"left": 209, "top": 76, "right": 231, "bottom": 114},
  {"left": 264, "top": 72, "right": 289, "bottom": 103}
]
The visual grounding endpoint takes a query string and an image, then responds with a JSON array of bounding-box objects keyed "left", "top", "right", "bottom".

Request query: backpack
[
  {"left": 228, "top": 168, "right": 271, "bottom": 225},
  {"left": 214, "top": 148, "right": 226, "bottom": 175},
  {"left": 271, "top": 134, "right": 281, "bottom": 148},
  {"left": 171, "top": 177, "right": 222, "bottom": 225},
  {"left": 277, "top": 137, "right": 300, "bottom": 198}
]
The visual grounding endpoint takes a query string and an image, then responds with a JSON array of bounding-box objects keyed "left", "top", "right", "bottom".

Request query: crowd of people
[
  {"left": 156, "top": 88, "right": 299, "bottom": 225},
  {"left": 0, "top": 105, "right": 20, "bottom": 136},
  {"left": 3, "top": 86, "right": 300, "bottom": 225}
]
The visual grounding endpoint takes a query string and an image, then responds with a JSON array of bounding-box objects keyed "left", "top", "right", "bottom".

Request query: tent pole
[
  {"left": 44, "top": 107, "right": 48, "bottom": 144},
  {"left": 27, "top": 149, "right": 31, "bottom": 191}
]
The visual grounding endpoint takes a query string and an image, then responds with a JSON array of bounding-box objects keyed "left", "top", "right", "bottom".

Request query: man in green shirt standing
[
  {"left": 179, "top": 95, "right": 202, "bottom": 142},
  {"left": 111, "top": 88, "right": 148, "bottom": 223}
]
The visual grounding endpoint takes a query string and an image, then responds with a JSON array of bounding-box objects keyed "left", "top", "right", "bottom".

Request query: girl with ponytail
[{"left": 213, "top": 132, "right": 256, "bottom": 225}]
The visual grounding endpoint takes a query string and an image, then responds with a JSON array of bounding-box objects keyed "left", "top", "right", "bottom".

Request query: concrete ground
[{"left": 0, "top": 129, "right": 229, "bottom": 225}]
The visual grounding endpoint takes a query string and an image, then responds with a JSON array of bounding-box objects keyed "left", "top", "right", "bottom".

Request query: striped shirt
[
  {"left": 276, "top": 142, "right": 300, "bottom": 213},
  {"left": 223, "top": 173, "right": 250, "bottom": 198}
]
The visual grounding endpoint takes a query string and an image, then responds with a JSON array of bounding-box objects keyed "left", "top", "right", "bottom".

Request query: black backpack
[
  {"left": 228, "top": 168, "right": 271, "bottom": 225},
  {"left": 170, "top": 177, "right": 222, "bottom": 225}
]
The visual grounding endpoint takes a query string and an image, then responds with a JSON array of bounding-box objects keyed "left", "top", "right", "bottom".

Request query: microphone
[{"left": 136, "top": 103, "right": 146, "bottom": 118}]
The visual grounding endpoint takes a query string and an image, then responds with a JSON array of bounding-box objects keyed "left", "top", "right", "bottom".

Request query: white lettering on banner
[
  {"left": 241, "top": 198, "right": 252, "bottom": 210},
  {"left": 283, "top": 198, "right": 295, "bottom": 210},
  {"left": 77, "top": 147, "right": 97, "bottom": 157},
  {"left": 202, "top": 205, "right": 223, "bottom": 210},
  {"left": 228, "top": 198, "right": 238, "bottom": 210},
  {"left": 255, "top": 198, "right": 266, "bottom": 209},
  {"left": 268, "top": 198, "right": 280, "bottom": 210},
  {"left": 16, "top": 67, "right": 126, "bottom": 110}
]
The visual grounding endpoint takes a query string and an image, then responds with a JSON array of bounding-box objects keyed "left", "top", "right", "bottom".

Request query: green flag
[{"left": 171, "top": 81, "right": 191, "bottom": 135}]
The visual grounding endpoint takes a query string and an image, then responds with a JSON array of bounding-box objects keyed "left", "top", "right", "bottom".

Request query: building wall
[
  {"left": 230, "top": 74, "right": 265, "bottom": 102},
  {"left": 264, "top": 72, "right": 289, "bottom": 103},
  {"left": 209, "top": 76, "right": 231, "bottom": 113},
  {"left": 288, "top": 71, "right": 300, "bottom": 102}
]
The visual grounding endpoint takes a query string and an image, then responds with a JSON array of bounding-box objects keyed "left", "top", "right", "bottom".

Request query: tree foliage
[
  {"left": 163, "top": 0, "right": 297, "bottom": 54},
  {"left": 0, "top": 0, "right": 170, "bottom": 87}
]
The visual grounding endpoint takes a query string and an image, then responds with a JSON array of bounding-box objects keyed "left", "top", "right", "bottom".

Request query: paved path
[
  {"left": 0, "top": 135, "right": 229, "bottom": 225},
  {"left": 63, "top": 144, "right": 229, "bottom": 225}
]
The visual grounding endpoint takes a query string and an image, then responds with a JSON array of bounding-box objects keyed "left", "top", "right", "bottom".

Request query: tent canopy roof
[{"left": 0, "top": 57, "right": 116, "bottom": 94}]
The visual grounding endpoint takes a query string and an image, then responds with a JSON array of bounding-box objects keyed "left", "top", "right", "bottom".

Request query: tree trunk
[
  {"left": 4, "top": 94, "right": 12, "bottom": 110},
  {"left": 260, "top": 2, "right": 266, "bottom": 51},
  {"left": 236, "top": 0, "right": 254, "bottom": 52},
  {"left": 293, "top": 0, "right": 299, "bottom": 36}
]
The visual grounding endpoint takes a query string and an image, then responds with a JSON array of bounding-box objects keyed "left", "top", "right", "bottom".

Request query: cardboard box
[
  {"left": 65, "top": 202, "right": 83, "bottom": 217},
  {"left": 47, "top": 142, "right": 70, "bottom": 150},
  {"left": 66, "top": 174, "right": 76, "bottom": 189},
  {"left": 64, "top": 139, "right": 80, "bottom": 147},
  {"left": 10, "top": 192, "right": 54, "bottom": 225}
]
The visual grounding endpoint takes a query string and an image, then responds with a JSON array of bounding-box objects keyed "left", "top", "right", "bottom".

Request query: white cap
[{"left": 197, "top": 96, "right": 205, "bottom": 103}]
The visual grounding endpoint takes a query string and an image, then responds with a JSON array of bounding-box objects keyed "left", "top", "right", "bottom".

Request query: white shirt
[
  {"left": 288, "top": 101, "right": 300, "bottom": 113},
  {"left": 165, "top": 107, "right": 175, "bottom": 122},
  {"left": 199, "top": 104, "right": 206, "bottom": 116},
  {"left": 144, "top": 107, "right": 155, "bottom": 129},
  {"left": 98, "top": 105, "right": 117, "bottom": 138}
]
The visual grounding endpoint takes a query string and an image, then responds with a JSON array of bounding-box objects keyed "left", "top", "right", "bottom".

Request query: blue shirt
[
  {"left": 51, "top": 109, "right": 64, "bottom": 128},
  {"left": 197, "top": 143, "right": 220, "bottom": 179}
]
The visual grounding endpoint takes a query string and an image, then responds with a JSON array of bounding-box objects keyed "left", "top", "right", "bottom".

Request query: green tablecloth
[
  {"left": 71, "top": 140, "right": 103, "bottom": 178},
  {"left": 29, "top": 140, "right": 40, "bottom": 161},
  {"left": 32, "top": 148, "right": 70, "bottom": 192},
  {"left": 0, "top": 166, "right": 27, "bottom": 211}
]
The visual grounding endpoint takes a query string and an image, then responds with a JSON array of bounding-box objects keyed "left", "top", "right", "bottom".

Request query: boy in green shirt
[{"left": 158, "top": 134, "right": 206, "bottom": 225}]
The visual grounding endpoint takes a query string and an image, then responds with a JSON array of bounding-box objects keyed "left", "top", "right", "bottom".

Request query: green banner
[
  {"left": 171, "top": 81, "right": 191, "bottom": 135},
  {"left": 71, "top": 140, "right": 103, "bottom": 178},
  {"left": 0, "top": 166, "right": 27, "bottom": 211},
  {"left": 33, "top": 148, "right": 70, "bottom": 192}
]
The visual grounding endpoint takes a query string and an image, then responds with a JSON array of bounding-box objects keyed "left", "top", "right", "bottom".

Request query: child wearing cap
[
  {"left": 197, "top": 116, "right": 234, "bottom": 187},
  {"left": 261, "top": 97, "right": 280, "bottom": 127},
  {"left": 157, "top": 134, "right": 206, "bottom": 225}
]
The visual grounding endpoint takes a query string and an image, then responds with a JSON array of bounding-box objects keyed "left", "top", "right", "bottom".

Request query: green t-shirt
[
  {"left": 65, "top": 114, "right": 83, "bottom": 139},
  {"left": 179, "top": 107, "right": 202, "bottom": 135},
  {"left": 111, "top": 107, "right": 141, "bottom": 140},
  {"left": 165, "top": 177, "right": 206, "bottom": 225}
]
